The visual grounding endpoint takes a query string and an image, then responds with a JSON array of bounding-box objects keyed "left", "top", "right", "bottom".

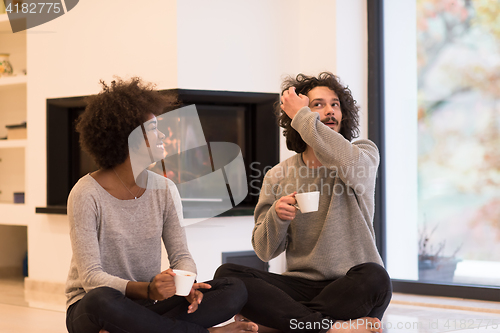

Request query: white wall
[
  {"left": 176, "top": 0, "right": 337, "bottom": 93},
  {"left": 335, "top": 0, "right": 368, "bottom": 140},
  {"left": 26, "top": 0, "right": 178, "bottom": 284},
  {"left": 24, "top": 0, "right": 368, "bottom": 286},
  {"left": 176, "top": 0, "right": 298, "bottom": 93}
]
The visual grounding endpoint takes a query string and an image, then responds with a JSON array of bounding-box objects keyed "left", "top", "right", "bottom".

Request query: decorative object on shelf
[
  {"left": 5, "top": 121, "right": 26, "bottom": 139},
  {"left": 14, "top": 192, "right": 24, "bottom": 203},
  {"left": 0, "top": 53, "right": 13, "bottom": 77}
]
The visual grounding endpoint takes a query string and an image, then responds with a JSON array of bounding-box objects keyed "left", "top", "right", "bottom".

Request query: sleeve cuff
[
  {"left": 111, "top": 278, "right": 130, "bottom": 295},
  {"left": 269, "top": 201, "right": 293, "bottom": 225}
]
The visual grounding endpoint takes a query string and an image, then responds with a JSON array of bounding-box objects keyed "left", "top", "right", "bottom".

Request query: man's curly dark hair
[
  {"left": 76, "top": 77, "right": 177, "bottom": 169},
  {"left": 277, "top": 72, "right": 360, "bottom": 153}
]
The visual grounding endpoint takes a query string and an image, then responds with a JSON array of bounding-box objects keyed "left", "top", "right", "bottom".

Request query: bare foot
[
  {"left": 98, "top": 330, "right": 110, "bottom": 333},
  {"left": 208, "top": 320, "right": 259, "bottom": 332},
  {"left": 328, "top": 317, "right": 382, "bottom": 333},
  {"left": 234, "top": 314, "right": 247, "bottom": 322},
  {"left": 234, "top": 314, "right": 281, "bottom": 333}
]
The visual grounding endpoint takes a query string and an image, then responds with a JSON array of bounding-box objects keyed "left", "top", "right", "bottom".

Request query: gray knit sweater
[
  {"left": 253, "top": 107, "right": 383, "bottom": 281},
  {"left": 65, "top": 171, "right": 196, "bottom": 309}
]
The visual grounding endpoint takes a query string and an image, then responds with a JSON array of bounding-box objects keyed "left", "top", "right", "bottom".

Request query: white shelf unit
[
  {"left": 0, "top": 74, "right": 26, "bottom": 87},
  {"left": 0, "top": 203, "right": 30, "bottom": 226},
  {"left": 0, "top": 146, "right": 25, "bottom": 204},
  {"left": 0, "top": 12, "right": 27, "bottom": 212},
  {"left": 0, "top": 139, "right": 26, "bottom": 148},
  {"left": 0, "top": 13, "right": 28, "bottom": 281}
]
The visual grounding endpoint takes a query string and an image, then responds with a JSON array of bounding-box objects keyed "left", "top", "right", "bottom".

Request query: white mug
[
  {"left": 173, "top": 269, "right": 197, "bottom": 296},
  {"left": 294, "top": 191, "right": 320, "bottom": 213}
]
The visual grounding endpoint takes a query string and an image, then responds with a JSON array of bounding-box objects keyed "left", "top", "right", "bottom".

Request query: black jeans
[
  {"left": 66, "top": 277, "right": 247, "bottom": 333},
  {"left": 214, "top": 262, "right": 392, "bottom": 333}
]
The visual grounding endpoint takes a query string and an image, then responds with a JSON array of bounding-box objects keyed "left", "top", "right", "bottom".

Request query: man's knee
[
  {"left": 218, "top": 277, "right": 249, "bottom": 313},
  {"left": 350, "top": 262, "right": 392, "bottom": 294},
  {"left": 214, "top": 263, "right": 249, "bottom": 279}
]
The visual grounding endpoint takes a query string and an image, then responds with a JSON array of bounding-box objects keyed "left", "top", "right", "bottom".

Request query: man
[{"left": 215, "top": 72, "right": 392, "bottom": 333}]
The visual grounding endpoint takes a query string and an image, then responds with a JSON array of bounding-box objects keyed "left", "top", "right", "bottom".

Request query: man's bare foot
[
  {"left": 328, "top": 317, "right": 382, "bottom": 333},
  {"left": 208, "top": 320, "right": 259, "bottom": 332},
  {"left": 234, "top": 314, "right": 281, "bottom": 333}
]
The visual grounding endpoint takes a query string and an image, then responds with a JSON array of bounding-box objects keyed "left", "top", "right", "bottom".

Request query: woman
[{"left": 65, "top": 77, "right": 257, "bottom": 333}]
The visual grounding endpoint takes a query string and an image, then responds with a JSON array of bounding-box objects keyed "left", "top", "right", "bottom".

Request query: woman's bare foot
[
  {"left": 328, "top": 317, "right": 382, "bottom": 333},
  {"left": 208, "top": 320, "right": 259, "bottom": 332}
]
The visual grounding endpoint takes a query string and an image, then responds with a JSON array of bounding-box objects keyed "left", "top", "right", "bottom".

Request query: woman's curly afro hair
[
  {"left": 76, "top": 77, "right": 177, "bottom": 169},
  {"left": 277, "top": 72, "right": 360, "bottom": 153}
]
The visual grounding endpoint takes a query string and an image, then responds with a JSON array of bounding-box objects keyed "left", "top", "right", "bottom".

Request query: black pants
[
  {"left": 66, "top": 277, "right": 247, "bottom": 333},
  {"left": 214, "top": 262, "right": 392, "bottom": 333}
]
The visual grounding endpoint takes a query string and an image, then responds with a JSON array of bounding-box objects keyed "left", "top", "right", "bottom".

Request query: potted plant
[{"left": 418, "top": 223, "right": 462, "bottom": 282}]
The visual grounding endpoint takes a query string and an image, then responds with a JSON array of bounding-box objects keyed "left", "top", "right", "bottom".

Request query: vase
[
  {"left": 418, "top": 257, "right": 460, "bottom": 282},
  {"left": 0, "top": 53, "right": 14, "bottom": 77}
]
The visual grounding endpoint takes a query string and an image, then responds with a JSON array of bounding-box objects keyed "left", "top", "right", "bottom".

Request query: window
[
  {"left": 372, "top": 0, "right": 500, "bottom": 299},
  {"left": 416, "top": 0, "right": 500, "bottom": 287}
]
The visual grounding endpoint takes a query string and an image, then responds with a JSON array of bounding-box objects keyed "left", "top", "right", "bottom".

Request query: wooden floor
[
  {"left": 1, "top": 278, "right": 500, "bottom": 333},
  {"left": 0, "top": 303, "right": 67, "bottom": 333}
]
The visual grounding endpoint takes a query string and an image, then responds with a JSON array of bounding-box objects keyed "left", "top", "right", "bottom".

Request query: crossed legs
[
  {"left": 67, "top": 277, "right": 257, "bottom": 333},
  {"left": 214, "top": 262, "right": 392, "bottom": 333}
]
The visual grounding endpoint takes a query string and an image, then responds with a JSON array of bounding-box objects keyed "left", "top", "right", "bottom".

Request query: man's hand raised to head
[{"left": 281, "top": 87, "right": 309, "bottom": 119}]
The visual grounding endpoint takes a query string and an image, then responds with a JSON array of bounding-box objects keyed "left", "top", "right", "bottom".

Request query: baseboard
[
  {"left": 24, "top": 277, "right": 66, "bottom": 312},
  {"left": 391, "top": 292, "right": 500, "bottom": 314},
  {"left": 24, "top": 277, "right": 66, "bottom": 294}
]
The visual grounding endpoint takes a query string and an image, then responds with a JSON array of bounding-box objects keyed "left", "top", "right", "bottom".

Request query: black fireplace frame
[{"left": 37, "top": 89, "right": 280, "bottom": 215}]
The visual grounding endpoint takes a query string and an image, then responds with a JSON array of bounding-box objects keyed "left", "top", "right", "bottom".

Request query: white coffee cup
[
  {"left": 294, "top": 191, "right": 320, "bottom": 213},
  {"left": 173, "top": 269, "right": 197, "bottom": 296}
]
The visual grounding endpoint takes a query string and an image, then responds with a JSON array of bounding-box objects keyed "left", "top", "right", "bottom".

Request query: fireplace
[
  {"left": 37, "top": 89, "right": 279, "bottom": 216},
  {"left": 222, "top": 250, "right": 269, "bottom": 272}
]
